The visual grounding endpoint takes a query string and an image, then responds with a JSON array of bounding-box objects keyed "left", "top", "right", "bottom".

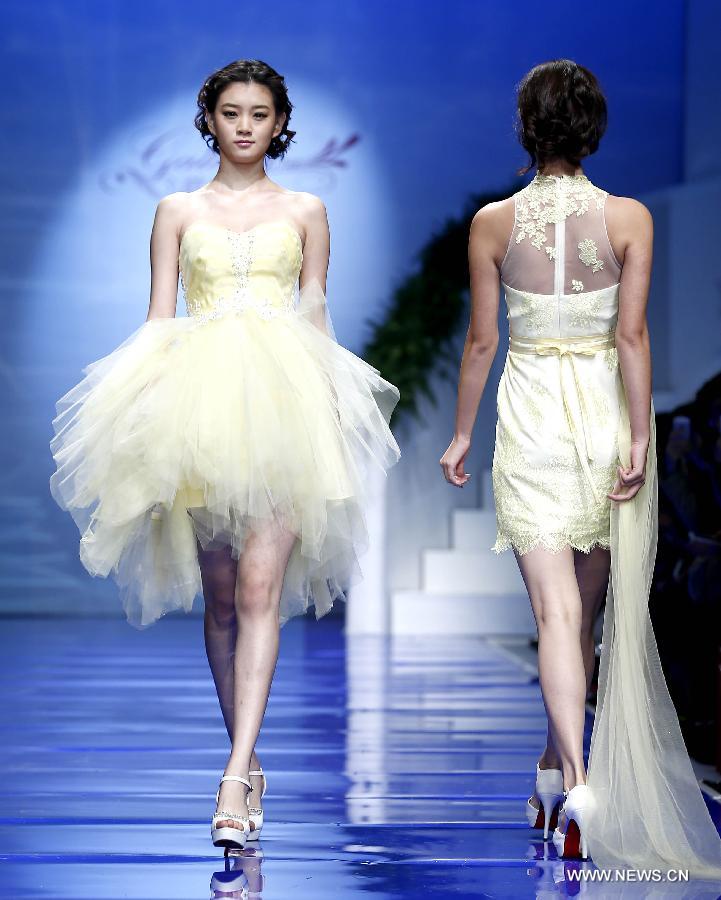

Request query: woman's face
[{"left": 207, "top": 81, "right": 285, "bottom": 162}]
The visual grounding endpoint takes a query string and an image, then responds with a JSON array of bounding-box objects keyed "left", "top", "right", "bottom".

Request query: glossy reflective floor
[{"left": 2, "top": 616, "right": 720, "bottom": 899}]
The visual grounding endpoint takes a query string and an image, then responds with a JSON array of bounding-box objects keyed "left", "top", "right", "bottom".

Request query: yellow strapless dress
[{"left": 49, "top": 220, "right": 401, "bottom": 627}]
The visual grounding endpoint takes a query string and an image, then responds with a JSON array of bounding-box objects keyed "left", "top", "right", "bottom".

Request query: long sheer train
[{"left": 586, "top": 398, "right": 721, "bottom": 877}]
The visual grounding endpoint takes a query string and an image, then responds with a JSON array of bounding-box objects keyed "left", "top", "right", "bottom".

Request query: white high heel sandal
[
  {"left": 211, "top": 774, "right": 252, "bottom": 850},
  {"left": 247, "top": 768, "right": 267, "bottom": 841},
  {"left": 552, "top": 784, "right": 596, "bottom": 860},
  {"left": 525, "top": 762, "right": 564, "bottom": 840}
]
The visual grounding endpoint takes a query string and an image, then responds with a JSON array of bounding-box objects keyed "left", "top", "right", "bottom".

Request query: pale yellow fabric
[
  {"left": 495, "top": 174, "right": 721, "bottom": 877},
  {"left": 493, "top": 173, "right": 623, "bottom": 555},
  {"left": 508, "top": 330, "right": 617, "bottom": 506},
  {"left": 493, "top": 280, "right": 622, "bottom": 554},
  {"left": 50, "top": 220, "right": 400, "bottom": 627}
]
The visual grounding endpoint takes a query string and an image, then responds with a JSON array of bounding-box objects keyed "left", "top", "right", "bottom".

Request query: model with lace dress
[{"left": 441, "top": 60, "right": 721, "bottom": 878}]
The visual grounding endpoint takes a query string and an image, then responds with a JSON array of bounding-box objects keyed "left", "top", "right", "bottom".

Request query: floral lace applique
[
  {"left": 571, "top": 279, "right": 584, "bottom": 292},
  {"left": 518, "top": 290, "right": 555, "bottom": 333},
  {"left": 524, "top": 379, "right": 555, "bottom": 431},
  {"left": 584, "top": 380, "right": 612, "bottom": 434},
  {"left": 514, "top": 174, "right": 608, "bottom": 255},
  {"left": 492, "top": 353, "right": 619, "bottom": 556},
  {"left": 493, "top": 419, "right": 527, "bottom": 472},
  {"left": 569, "top": 287, "right": 605, "bottom": 330},
  {"left": 604, "top": 347, "right": 619, "bottom": 372},
  {"left": 492, "top": 446, "right": 617, "bottom": 555},
  {"left": 545, "top": 246, "right": 557, "bottom": 260},
  {"left": 578, "top": 238, "right": 604, "bottom": 273}
]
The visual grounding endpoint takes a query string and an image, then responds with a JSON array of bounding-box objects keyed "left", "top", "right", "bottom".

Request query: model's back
[
  {"left": 492, "top": 167, "right": 624, "bottom": 559},
  {"left": 500, "top": 172, "right": 621, "bottom": 338}
]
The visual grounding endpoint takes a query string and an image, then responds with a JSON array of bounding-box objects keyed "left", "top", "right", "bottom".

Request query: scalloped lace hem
[{"left": 492, "top": 532, "right": 611, "bottom": 557}]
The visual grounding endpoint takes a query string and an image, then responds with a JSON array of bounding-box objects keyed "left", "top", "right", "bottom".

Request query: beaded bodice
[{"left": 179, "top": 220, "right": 303, "bottom": 322}]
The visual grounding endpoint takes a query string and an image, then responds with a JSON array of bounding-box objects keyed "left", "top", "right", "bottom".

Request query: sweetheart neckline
[{"left": 179, "top": 219, "right": 304, "bottom": 254}]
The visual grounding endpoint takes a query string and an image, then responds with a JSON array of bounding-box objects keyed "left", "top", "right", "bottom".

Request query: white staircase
[{"left": 391, "top": 470, "right": 537, "bottom": 636}]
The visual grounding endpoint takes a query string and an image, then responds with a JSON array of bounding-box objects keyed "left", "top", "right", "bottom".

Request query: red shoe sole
[
  {"left": 560, "top": 818, "right": 582, "bottom": 858},
  {"left": 533, "top": 801, "right": 560, "bottom": 832}
]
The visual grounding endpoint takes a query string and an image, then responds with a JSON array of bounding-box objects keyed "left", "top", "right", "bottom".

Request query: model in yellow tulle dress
[{"left": 49, "top": 219, "right": 401, "bottom": 628}]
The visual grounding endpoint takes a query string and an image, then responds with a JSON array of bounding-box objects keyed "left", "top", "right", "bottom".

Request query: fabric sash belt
[{"left": 508, "top": 330, "right": 616, "bottom": 504}]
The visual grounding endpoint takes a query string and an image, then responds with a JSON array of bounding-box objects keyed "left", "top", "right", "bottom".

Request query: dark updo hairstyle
[
  {"left": 194, "top": 59, "right": 296, "bottom": 159},
  {"left": 516, "top": 59, "right": 607, "bottom": 175}
]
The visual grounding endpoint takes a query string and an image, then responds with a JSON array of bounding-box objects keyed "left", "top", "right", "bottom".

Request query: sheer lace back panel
[{"left": 500, "top": 173, "right": 622, "bottom": 338}]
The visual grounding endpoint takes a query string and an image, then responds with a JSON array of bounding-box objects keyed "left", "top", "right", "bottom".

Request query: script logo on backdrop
[
  {"left": 33, "top": 79, "right": 394, "bottom": 362},
  {"left": 98, "top": 132, "right": 362, "bottom": 196}
]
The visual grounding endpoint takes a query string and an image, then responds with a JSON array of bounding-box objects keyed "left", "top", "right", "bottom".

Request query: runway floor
[{"left": 1, "top": 614, "right": 720, "bottom": 899}]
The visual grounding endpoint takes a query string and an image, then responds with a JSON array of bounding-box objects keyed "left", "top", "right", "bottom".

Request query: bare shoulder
[
  {"left": 285, "top": 190, "right": 328, "bottom": 239},
  {"left": 156, "top": 190, "right": 190, "bottom": 213},
  {"left": 154, "top": 191, "right": 190, "bottom": 229},
  {"left": 605, "top": 194, "right": 653, "bottom": 233},
  {"left": 471, "top": 196, "right": 515, "bottom": 235},
  {"left": 290, "top": 190, "right": 327, "bottom": 219},
  {"left": 470, "top": 197, "right": 515, "bottom": 263}
]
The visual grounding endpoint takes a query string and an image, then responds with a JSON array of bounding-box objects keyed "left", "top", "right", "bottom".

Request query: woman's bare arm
[
  {"left": 146, "top": 194, "right": 185, "bottom": 321},
  {"left": 298, "top": 194, "right": 330, "bottom": 290},
  {"left": 440, "top": 198, "right": 512, "bottom": 487},
  {"left": 297, "top": 193, "right": 331, "bottom": 334},
  {"left": 605, "top": 195, "right": 654, "bottom": 501}
]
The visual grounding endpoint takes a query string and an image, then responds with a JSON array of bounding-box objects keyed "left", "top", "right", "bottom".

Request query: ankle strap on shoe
[
  {"left": 249, "top": 769, "right": 266, "bottom": 797},
  {"left": 220, "top": 775, "right": 251, "bottom": 789}
]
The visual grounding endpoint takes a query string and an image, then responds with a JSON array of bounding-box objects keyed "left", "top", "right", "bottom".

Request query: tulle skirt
[{"left": 49, "top": 300, "right": 400, "bottom": 628}]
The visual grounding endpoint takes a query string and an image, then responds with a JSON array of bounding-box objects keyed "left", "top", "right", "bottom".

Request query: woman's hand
[
  {"left": 440, "top": 436, "right": 472, "bottom": 487},
  {"left": 607, "top": 438, "right": 649, "bottom": 502}
]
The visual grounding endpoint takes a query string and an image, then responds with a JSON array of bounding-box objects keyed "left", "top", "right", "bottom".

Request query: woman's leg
[
  {"left": 515, "top": 546, "right": 587, "bottom": 794},
  {"left": 215, "top": 517, "right": 298, "bottom": 830},
  {"left": 534, "top": 546, "right": 611, "bottom": 774},
  {"left": 575, "top": 546, "right": 610, "bottom": 696},
  {"left": 196, "top": 537, "right": 273, "bottom": 821},
  {"left": 196, "top": 539, "right": 238, "bottom": 738}
]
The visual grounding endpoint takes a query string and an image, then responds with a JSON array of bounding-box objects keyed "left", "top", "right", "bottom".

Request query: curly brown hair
[
  {"left": 194, "top": 59, "right": 296, "bottom": 159},
  {"left": 516, "top": 60, "right": 607, "bottom": 175}
]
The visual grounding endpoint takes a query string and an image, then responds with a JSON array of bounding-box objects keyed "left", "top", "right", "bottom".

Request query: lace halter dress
[
  {"left": 492, "top": 171, "right": 621, "bottom": 555},
  {"left": 492, "top": 173, "right": 721, "bottom": 878}
]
